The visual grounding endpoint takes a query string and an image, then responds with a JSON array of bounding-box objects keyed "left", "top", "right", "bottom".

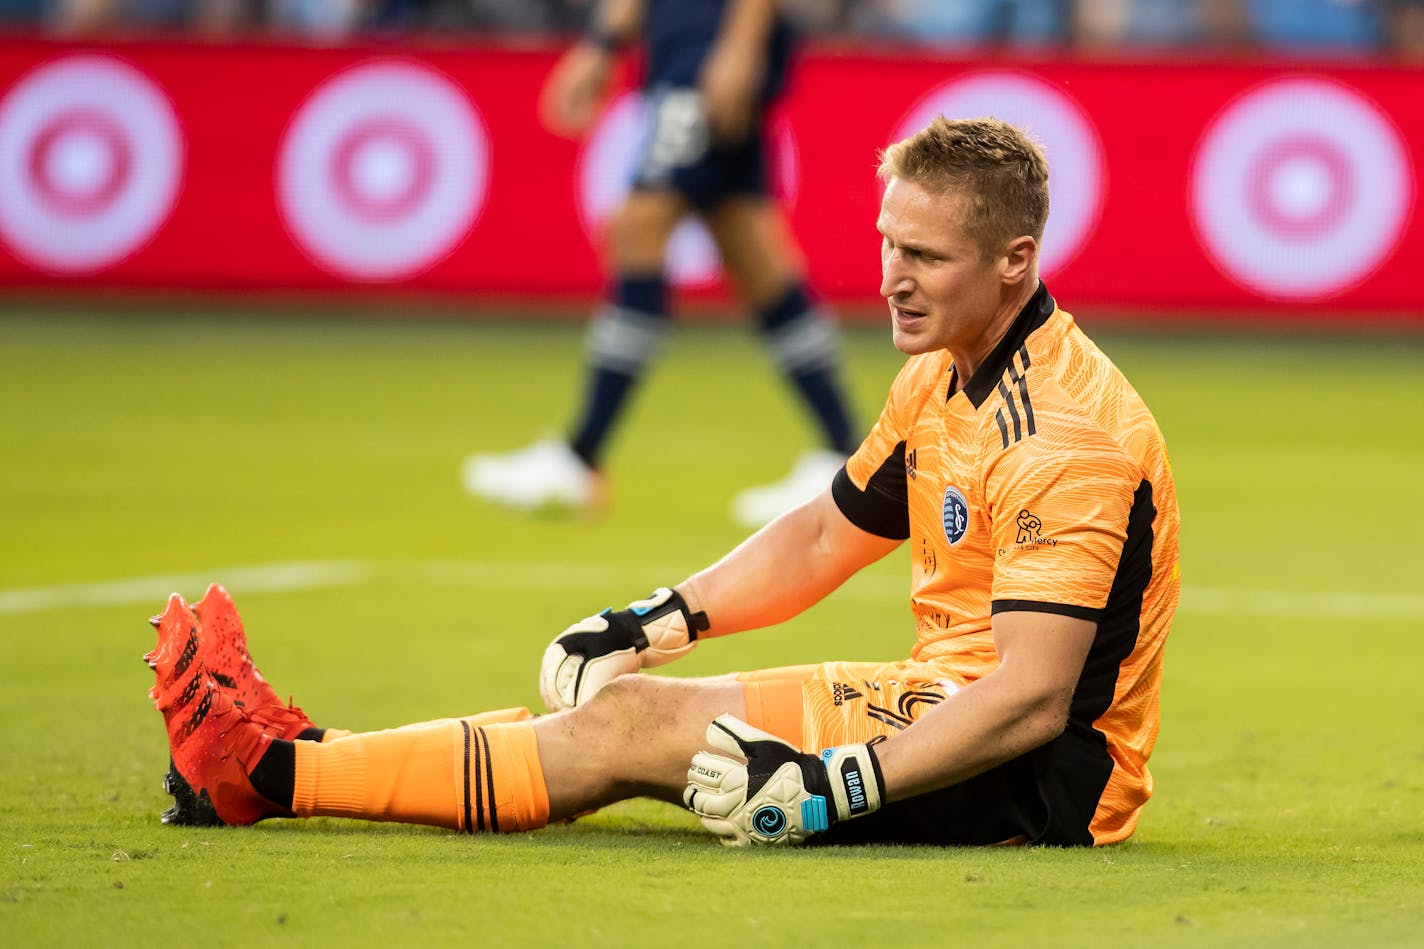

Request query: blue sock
[
  {"left": 759, "top": 284, "right": 858, "bottom": 455},
  {"left": 569, "top": 275, "right": 671, "bottom": 469}
]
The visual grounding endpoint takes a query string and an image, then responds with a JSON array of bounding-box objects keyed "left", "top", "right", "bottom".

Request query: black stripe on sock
[
  {"left": 460, "top": 720, "right": 474, "bottom": 834},
  {"left": 479, "top": 727, "right": 498, "bottom": 833},
  {"left": 473, "top": 727, "right": 487, "bottom": 832}
]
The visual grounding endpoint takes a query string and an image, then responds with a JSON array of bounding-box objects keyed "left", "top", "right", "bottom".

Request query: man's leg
[
  {"left": 534, "top": 674, "right": 746, "bottom": 816},
  {"left": 567, "top": 189, "right": 688, "bottom": 470},
  {"left": 168, "top": 672, "right": 746, "bottom": 830},
  {"left": 461, "top": 189, "right": 687, "bottom": 511},
  {"left": 705, "top": 197, "right": 859, "bottom": 525}
]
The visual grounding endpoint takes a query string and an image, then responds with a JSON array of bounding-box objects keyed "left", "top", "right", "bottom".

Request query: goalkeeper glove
[
  {"left": 539, "top": 587, "right": 709, "bottom": 711},
  {"left": 684, "top": 714, "right": 884, "bottom": 846}
]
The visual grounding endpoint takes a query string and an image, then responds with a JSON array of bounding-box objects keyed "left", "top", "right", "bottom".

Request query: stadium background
[
  {"left": 1, "top": 12, "right": 1422, "bottom": 318},
  {"left": 2, "top": 4, "right": 1422, "bottom": 947}
]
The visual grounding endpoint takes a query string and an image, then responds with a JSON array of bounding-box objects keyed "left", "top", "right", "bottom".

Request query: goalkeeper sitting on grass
[{"left": 144, "top": 117, "right": 1180, "bottom": 847}]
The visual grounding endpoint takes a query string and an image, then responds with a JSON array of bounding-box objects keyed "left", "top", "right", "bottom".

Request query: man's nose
[{"left": 880, "top": 253, "right": 911, "bottom": 298}]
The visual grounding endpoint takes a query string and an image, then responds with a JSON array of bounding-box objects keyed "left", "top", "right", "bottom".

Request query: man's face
[{"left": 877, "top": 176, "right": 1008, "bottom": 357}]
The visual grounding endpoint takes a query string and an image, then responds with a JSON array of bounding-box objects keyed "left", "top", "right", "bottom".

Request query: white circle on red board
[
  {"left": 278, "top": 62, "right": 489, "bottom": 281},
  {"left": 891, "top": 72, "right": 1104, "bottom": 278},
  {"left": 0, "top": 55, "right": 182, "bottom": 272},
  {"left": 1191, "top": 77, "right": 1411, "bottom": 299}
]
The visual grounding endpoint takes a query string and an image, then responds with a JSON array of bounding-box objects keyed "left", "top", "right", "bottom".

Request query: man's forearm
[
  {"left": 874, "top": 672, "right": 1068, "bottom": 802},
  {"left": 587, "top": 0, "right": 644, "bottom": 47},
  {"left": 678, "top": 490, "right": 900, "bottom": 638},
  {"left": 717, "top": 0, "right": 777, "bottom": 54},
  {"left": 874, "top": 612, "right": 1096, "bottom": 801}
]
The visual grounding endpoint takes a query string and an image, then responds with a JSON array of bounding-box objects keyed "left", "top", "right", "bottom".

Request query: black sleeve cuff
[
  {"left": 990, "top": 599, "right": 1104, "bottom": 622},
  {"left": 831, "top": 442, "right": 910, "bottom": 541}
]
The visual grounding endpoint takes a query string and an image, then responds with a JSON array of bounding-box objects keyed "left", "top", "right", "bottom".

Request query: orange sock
[
  {"left": 311, "top": 705, "right": 531, "bottom": 744},
  {"left": 457, "top": 707, "right": 534, "bottom": 727},
  {"left": 291, "top": 709, "right": 548, "bottom": 832}
]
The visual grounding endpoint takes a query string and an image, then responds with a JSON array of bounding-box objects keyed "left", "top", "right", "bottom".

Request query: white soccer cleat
[
  {"left": 731, "top": 449, "right": 847, "bottom": 528},
  {"left": 462, "top": 439, "right": 603, "bottom": 512}
]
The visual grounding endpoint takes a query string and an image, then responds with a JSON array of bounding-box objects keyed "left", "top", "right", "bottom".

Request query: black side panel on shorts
[
  {"left": 1031, "top": 478, "right": 1158, "bottom": 846},
  {"left": 831, "top": 442, "right": 910, "bottom": 540},
  {"left": 816, "top": 754, "right": 1045, "bottom": 847}
]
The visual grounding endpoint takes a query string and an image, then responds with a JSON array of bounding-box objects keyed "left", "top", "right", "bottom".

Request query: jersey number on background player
[{"left": 640, "top": 88, "right": 710, "bottom": 183}]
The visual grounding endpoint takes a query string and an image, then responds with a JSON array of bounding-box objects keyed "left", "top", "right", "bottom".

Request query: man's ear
[{"left": 1001, "top": 235, "right": 1037, "bottom": 286}]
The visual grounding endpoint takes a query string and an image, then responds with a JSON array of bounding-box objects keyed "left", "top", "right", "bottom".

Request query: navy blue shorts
[{"left": 630, "top": 85, "right": 770, "bottom": 210}]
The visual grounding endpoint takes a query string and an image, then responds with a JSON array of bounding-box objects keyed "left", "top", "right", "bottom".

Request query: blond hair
[{"left": 878, "top": 116, "right": 1049, "bottom": 259}]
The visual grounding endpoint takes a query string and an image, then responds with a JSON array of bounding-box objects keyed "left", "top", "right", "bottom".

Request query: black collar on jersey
[{"left": 950, "top": 280, "right": 1055, "bottom": 407}]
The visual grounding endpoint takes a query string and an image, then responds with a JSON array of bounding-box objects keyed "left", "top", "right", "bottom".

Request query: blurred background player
[{"left": 462, "top": 0, "right": 861, "bottom": 527}]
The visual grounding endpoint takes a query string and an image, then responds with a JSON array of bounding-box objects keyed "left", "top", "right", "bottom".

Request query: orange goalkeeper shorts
[
  {"left": 737, "top": 660, "right": 1052, "bottom": 847},
  {"left": 737, "top": 659, "right": 960, "bottom": 752}
]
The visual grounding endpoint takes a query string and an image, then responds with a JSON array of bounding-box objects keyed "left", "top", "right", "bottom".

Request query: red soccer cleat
[
  {"left": 144, "top": 586, "right": 315, "bottom": 824},
  {"left": 191, "top": 583, "right": 315, "bottom": 739},
  {"left": 162, "top": 674, "right": 291, "bottom": 826},
  {"left": 144, "top": 592, "right": 202, "bottom": 710}
]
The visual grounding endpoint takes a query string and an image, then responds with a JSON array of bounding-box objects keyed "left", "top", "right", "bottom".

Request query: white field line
[
  {"left": 0, "top": 561, "right": 369, "bottom": 615},
  {"left": 1177, "top": 586, "right": 1424, "bottom": 620},
  {"left": 1, "top": 559, "right": 1422, "bottom": 621}
]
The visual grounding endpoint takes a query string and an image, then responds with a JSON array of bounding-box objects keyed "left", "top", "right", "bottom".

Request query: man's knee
[
  {"left": 580, "top": 673, "right": 744, "bottom": 739},
  {"left": 706, "top": 201, "right": 799, "bottom": 305},
  {"left": 608, "top": 194, "right": 682, "bottom": 268},
  {"left": 582, "top": 673, "right": 683, "bottom": 719},
  {"left": 583, "top": 672, "right": 652, "bottom": 707}
]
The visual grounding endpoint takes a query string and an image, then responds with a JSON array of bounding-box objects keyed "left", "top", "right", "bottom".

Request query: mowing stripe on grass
[{"left": 3, "top": 559, "right": 1423, "bottom": 620}]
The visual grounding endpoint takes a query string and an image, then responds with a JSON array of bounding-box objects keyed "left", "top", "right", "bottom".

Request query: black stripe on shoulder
[
  {"left": 995, "top": 379, "right": 1022, "bottom": 447},
  {"left": 832, "top": 444, "right": 909, "bottom": 540},
  {"left": 962, "top": 281, "right": 1054, "bottom": 408},
  {"left": 991, "top": 599, "right": 1104, "bottom": 622},
  {"left": 1008, "top": 346, "right": 1036, "bottom": 438}
]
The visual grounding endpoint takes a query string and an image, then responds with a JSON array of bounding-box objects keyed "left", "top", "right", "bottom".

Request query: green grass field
[{"left": 2, "top": 304, "right": 1421, "bottom": 947}]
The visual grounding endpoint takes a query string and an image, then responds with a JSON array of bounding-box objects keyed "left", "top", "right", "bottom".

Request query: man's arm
[
  {"left": 679, "top": 487, "right": 903, "bottom": 638},
  {"left": 540, "top": 488, "right": 899, "bottom": 709},
  {"left": 587, "top": 0, "right": 645, "bottom": 45},
  {"left": 539, "top": 0, "right": 646, "bottom": 137},
  {"left": 875, "top": 610, "right": 1096, "bottom": 800},
  {"left": 685, "top": 608, "right": 1095, "bottom": 844},
  {"left": 699, "top": 0, "right": 777, "bottom": 144}
]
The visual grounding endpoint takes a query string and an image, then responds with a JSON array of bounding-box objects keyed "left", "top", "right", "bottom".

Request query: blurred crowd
[{"left": 1, "top": 0, "right": 1421, "bottom": 58}]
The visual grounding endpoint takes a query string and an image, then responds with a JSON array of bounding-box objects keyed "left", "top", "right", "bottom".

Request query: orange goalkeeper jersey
[{"left": 833, "top": 282, "right": 1180, "bottom": 845}]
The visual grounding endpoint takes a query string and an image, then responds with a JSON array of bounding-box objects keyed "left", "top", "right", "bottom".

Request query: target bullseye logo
[
  {"left": 577, "top": 92, "right": 800, "bottom": 287},
  {"left": 1248, "top": 137, "right": 1351, "bottom": 239},
  {"left": 330, "top": 119, "right": 434, "bottom": 223},
  {"left": 278, "top": 62, "right": 489, "bottom": 281},
  {"left": 1191, "top": 78, "right": 1411, "bottom": 299},
  {"left": 0, "top": 55, "right": 182, "bottom": 273},
  {"left": 30, "top": 110, "right": 131, "bottom": 216},
  {"left": 890, "top": 73, "right": 1104, "bottom": 278}
]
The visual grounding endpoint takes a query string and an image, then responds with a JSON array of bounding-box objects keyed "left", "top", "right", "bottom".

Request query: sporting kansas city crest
[{"left": 942, "top": 486, "right": 969, "bottom": 546}]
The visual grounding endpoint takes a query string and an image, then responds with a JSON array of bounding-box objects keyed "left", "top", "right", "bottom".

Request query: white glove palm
[
  {"left": 539, "top": 587, "right": 709, "bottom": 710},
  {"left": 685, "top": 715, "right": 884, "bottom": 846}
]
